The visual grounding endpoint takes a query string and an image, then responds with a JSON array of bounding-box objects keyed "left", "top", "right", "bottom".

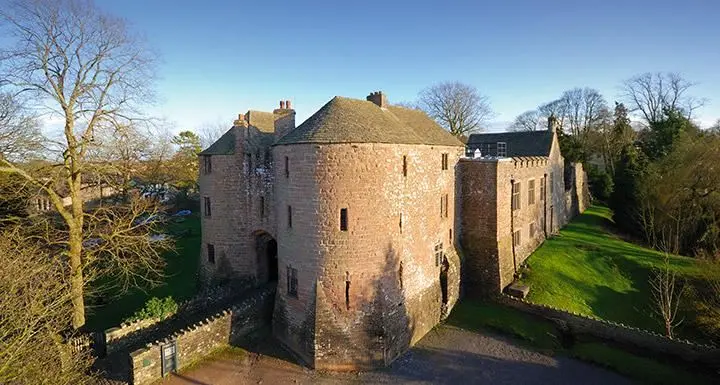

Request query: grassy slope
[
  {"left": 447, "top": 300, "right": 715, "bottom": 385},
  {"left": 520, "top": 206, "right": 701, "bottom": 336},
  {"left": 85, "top": 215, "right": 202, "bottom": 331}
]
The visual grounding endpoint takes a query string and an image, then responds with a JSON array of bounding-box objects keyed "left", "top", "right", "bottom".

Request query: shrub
[
  {"left": 125, "top": 296, "right": 178, "bottom": 322},
  {"left": 587, "top": 165, "right": 613, "bottom": 203}
]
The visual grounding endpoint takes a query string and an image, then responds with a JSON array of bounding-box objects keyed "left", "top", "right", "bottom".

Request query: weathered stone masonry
[{"left": 199, "top": 92, "right": 586, "bottom": 371}]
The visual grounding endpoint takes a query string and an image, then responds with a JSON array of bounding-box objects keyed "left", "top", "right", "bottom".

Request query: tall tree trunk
[{"left": 69, "top": 173, "right": 85, "bottom": 329}]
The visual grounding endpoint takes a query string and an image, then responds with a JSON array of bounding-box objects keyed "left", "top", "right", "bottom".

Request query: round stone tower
[{"left": 272, "top": 93, "right": 464, "bottom": 370}]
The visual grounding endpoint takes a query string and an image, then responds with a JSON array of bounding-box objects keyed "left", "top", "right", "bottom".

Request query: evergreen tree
[{"left": 610, "top": 144, "right": 647, "bottom": 237}]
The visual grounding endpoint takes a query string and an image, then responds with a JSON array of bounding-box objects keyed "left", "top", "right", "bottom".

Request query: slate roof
[
  {"left": 466, "top": 130, "right": 554, "bottom": 157},
  {"left": 199, "top": 110, "right": 277, "bottom": 155},
  {"left": 200, "top": 128, "right": 235, "bottom": 155},
  {"left": 276, "top": 97, "right": 463, "bottom": 147}
]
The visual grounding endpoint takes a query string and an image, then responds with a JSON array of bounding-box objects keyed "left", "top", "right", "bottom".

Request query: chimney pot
[
  {"left": 280, "top": 100, "right": 285, "bottom": 109},
  {"left": 286, "top": 100, "right": 291, "bottom": 109},
  {"left": 366, "top": 91, "right": 387, "bottom": 108}
]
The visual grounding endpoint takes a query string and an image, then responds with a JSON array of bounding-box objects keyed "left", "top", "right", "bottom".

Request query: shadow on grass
[{"left": 85, "top": 215, "right": 203, "bottom": 331}]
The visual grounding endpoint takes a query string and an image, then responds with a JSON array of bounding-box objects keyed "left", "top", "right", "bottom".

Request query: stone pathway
[{"left": 157, "top": 325, "right": 634, "bottom": 385}]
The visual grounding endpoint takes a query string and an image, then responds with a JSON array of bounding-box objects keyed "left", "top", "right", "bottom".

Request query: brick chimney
[
  {"left": 366, "top": 91, "right": 387, "bottom": 108},
  {"left": 274, "top": 99, "right": 296, "bottom": 139},
  {"left": 233, "top": 113, "right": 247, "bottom": 127}
]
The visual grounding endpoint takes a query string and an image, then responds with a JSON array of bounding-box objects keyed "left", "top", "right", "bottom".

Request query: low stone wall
[
  {"left": 129, "top": 286, "right": 275, "bottom": 385},
  {"left": 497, "top": 295, "right": 720, "bottom": 368},
  {"left": 105, "top": 317, "right": 161, "bottom": 356}
]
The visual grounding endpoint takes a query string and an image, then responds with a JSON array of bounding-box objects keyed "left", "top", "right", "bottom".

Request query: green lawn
[
  {"left": 519, "top": 205, "right": 701, "bottom": 337},
  {"left": 447, "top": 300, "right": 716, "bottom": 385},
  {"left": 85, "top": 214, "right": 202, "bottom": 331}
]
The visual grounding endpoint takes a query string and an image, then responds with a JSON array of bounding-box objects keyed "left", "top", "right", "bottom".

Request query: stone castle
[{"left": 198, "top": 91, "right": 588, "bottom": 370}]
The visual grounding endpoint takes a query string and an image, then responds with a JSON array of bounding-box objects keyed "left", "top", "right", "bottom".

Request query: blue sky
[{"left": 99, "top": 0, "right": 720, "bottom": 132}]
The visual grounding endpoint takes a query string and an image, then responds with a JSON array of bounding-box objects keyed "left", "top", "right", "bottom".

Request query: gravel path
[{"left": 159, "top": 325, "right": 634, "bottom": 385}]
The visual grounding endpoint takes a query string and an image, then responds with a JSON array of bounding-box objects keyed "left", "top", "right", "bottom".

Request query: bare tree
[
  {"left": 0, "top": 92, "right": 43, "bottom": 160},
  {"left": 0, "top": 0, "right": 158, "bottom": 329},
  {"left": 0, "top": 225, "right": 93, "bottom": 384},
  {"left": 621, "top": 72, "right": 705, "bottom": 125},
  {"left": 418, "top": 81, "right": 494, "bottom": 137},
  {"left": 560, "top": 87, "right": 608, "bottom": 141},
  {"left": 511, "top": 110, "right": 542, "bottom": 131},
  {"left": 650, "top": 250, "right": 686, "bottom": 339},
  {"left": 198, "top": 121, "right": 228, "bottom": 150}
]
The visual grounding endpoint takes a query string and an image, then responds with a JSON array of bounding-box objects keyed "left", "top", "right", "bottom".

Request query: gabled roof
[
  {"left": 466, "top": 130, "right": 554, "bottom": 157},
  {"left": 199, "top": 110, "right": 277, "bottom": 155},
  {"left": 276, "top": 97, "right": 463, "bottom": 147},
  {"left": 200, "top": 128, "right": 235, "bottom": 155}
]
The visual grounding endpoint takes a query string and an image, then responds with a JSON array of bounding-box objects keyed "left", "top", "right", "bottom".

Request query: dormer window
[{"left": 497, "top": 142, "right": 507, "bottom": 157}]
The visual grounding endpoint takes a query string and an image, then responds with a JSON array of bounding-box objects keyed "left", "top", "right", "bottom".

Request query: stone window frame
[
  {"left": 203, "top": 197, "right": 212, "bottom": 217},
  {"left": 540, "top": 176, "right": 546, "bottom": 201},
  {"left": 513, "top": 229, "right": 522, "bottom": 247},
  {"left": 287, "top": 265, "right": 298, "bottom": 298},
  {"left": 402, "top": 155, "right": 407, "bottom": 177},
  {"left": 529, "top": 222, "right": 536, "bottom": 238},
  {"left": 287, "top": 205, "right": 292, "bottom": 228},
  {"left": 284, "top": 156, "right": 289, "bottom": 178},
  {"left": 207, "top": 243, "right": 215, "bottom": 264},
  {"left": 511, "top": 182, "right": 521, "bottom": 211},
  {"left": 528, "top": 179, "right": 536, "bottom": 205},
  {"left": 497, "top": 142, "right": 507, "bottom": 157},
  {"left": 441, "top": 153, "right": 449, "bottom": 170},
  {"left": 340, "top": 208, "right": 348, "bottom": 231},
  {"left": 434, "top": 242, "right": 443, "bottom": 266},
  {"left": 260, "top": 196, "right": 265, "bottom": 218},
  {"left": 203, "top": 155, "right": 212, "bottom": 174}
]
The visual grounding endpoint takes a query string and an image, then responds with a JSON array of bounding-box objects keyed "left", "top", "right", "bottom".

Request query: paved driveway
[{"left": 160, "top": 325, "right": 634, "bottom": 385}]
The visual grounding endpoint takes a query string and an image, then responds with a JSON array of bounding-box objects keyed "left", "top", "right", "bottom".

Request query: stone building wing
[
  {"left": 276, "top": 96, "right": 463, "bottom": 147},
  {"left": 466, "top": 131, "right": 553, "bottom": 157}
]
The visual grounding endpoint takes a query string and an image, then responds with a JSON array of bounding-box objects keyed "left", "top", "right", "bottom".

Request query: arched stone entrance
[{"left": 255, "top": 232, "right": 278, "bottom": 283}]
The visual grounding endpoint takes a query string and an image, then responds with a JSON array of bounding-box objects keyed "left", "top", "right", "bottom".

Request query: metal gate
[{"left": 161, "top": 341, "right": 177, "bottom": 377}]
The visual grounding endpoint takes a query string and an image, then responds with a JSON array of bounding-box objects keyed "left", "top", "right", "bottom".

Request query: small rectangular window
[
  {"left": 513, "top": 230, "right": 522, "bottom": 247},
  {"left": 444, "top": 194, "right": 449, "bottom": 218},
  {"left": 287, "top": 266, "right": 298, "bottom": 298},
  {"left": 285, "top": 156, "right": 289, "bottom": 178},
  {"left": 529, "top": 222, "right": 536, "bottom": 238},
  {"left": 204, "top": 197, "right": 212, "bottom": 217},
  {"left": 207, "top": 244, "right": 215, "bottom": 264},
  {"left": 540, "top": 176, "right": 546, "bottom": 201},
  {"left": 340, "top": 208, "right": 348, "bottom": 231},
  {"left": 550, "top": 172, "right": 554, "bottom": 194},
  {"left": 402, "top": 155, "right": 407, "bottom": 177},
  {"left": 441, "top": 153, "right": 449, "bottom": 170},
  {"left": 345, "top": 272, "right": 351, "bottom": 310},
  {"left": 203, "top": 156, "right": 212, "bottom": 174},
  {"left": 260, "top": 196, "right": 265, "bottom": 217},
  {"left": 434, "top": 242, "right": 444, "bottom": 266},
  {"left": 449, "top": 228, "right": 453, "bottom": 242},
  {"left": 497, "top": 142, "right": 507, "bottom": 157},
  {"left": 287, "top": 205, "right": 292, "bottom": 228},
  {"left": 399, "top": 213, "right": 403, "bottom": 233},
  {"left": 528, "top": 179, "right": 536, "bottom": 205},
  {"left": 511, "top": 182, "right": 521, "bottom": 211}
]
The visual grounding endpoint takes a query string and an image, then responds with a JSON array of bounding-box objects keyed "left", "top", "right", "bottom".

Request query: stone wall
[
  {"left": 199, "top": 107, "right": 293, "bottom": 285},
  {"left": 129, "top": 286, "right": 275, "bottom": 385},
  {"left": 273, "top": 142, "right": 463, "bottom": 370},
  {"left": 497, "top": 295, "right": 720, "bottom": 368},
  {"left": 105, "top": 317, "right": 161, "bottom": 356},
  {"left": 460, "top": 156, "right": 559, "bottom": 296}
]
